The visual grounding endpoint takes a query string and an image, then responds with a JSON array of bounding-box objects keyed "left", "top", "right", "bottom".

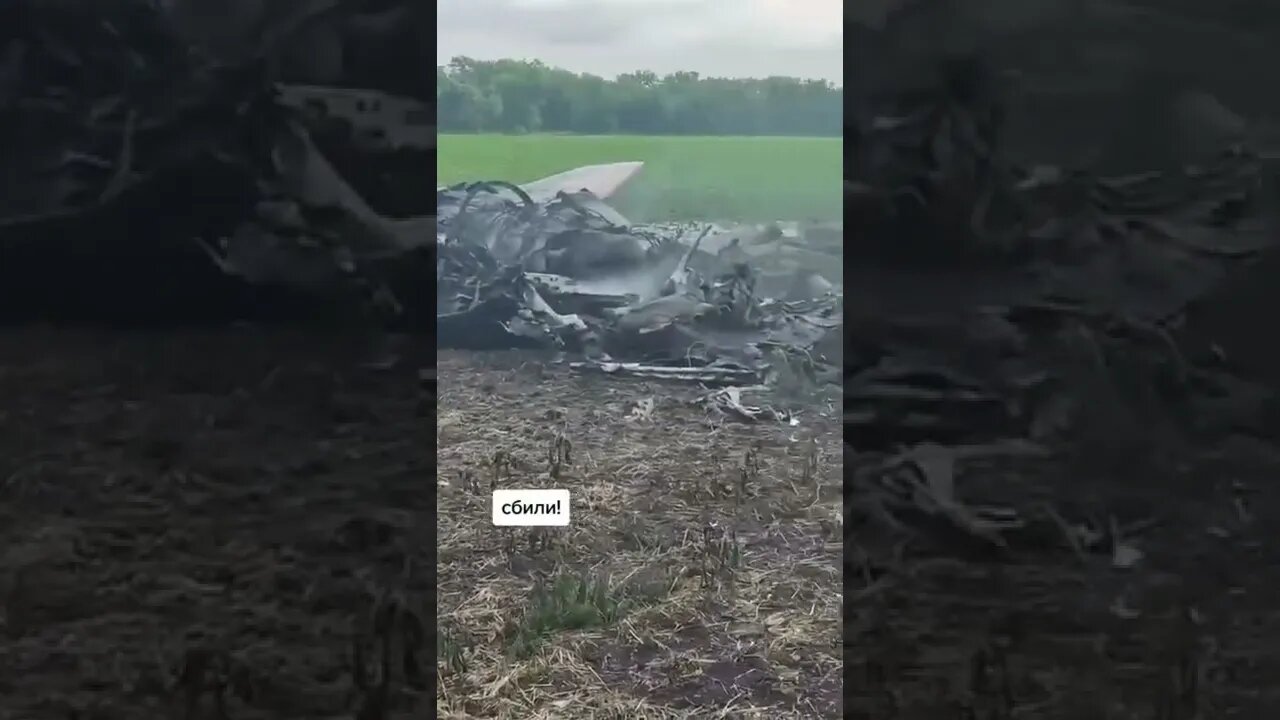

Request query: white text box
[{"left": 492, "top": 489, "right": 571, "bottom": 526}]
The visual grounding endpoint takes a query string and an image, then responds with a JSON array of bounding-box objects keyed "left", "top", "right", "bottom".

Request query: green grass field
[{"left": 437, "top": 134, "right": 841, "bottom": 223}]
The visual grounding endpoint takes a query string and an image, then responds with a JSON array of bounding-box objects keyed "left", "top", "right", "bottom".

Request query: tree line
[{"left": 437, "top": 57, "right": 841, "bottom": 136}]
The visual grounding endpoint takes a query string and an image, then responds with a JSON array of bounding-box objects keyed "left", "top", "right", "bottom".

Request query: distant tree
[{"left": 436, "top": 57, "right": 841, "bottom": 136}]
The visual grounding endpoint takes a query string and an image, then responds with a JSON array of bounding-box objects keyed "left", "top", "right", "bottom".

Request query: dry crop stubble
[{"left": 435, "top": 351, "right": 843, "bottom": 718}]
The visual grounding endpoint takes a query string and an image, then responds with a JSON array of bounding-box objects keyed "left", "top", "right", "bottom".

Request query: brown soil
[
  {"left": 0, "top": 327, "right": 431, "bottom": 719},
  {"left": 436, "top": 351, "right": 842, "bottom": 719},
  {"left": 9, "top": 326, "right": 1273, "bottom": 718}
]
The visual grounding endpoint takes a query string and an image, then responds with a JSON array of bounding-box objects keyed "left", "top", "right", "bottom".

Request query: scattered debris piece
[{"left": 700, "top": 386, "right": 795, "bottom": 424}]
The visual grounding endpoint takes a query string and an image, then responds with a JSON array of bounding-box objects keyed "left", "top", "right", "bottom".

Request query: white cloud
[{"left": 437, "top": 0, "right": 843, "bottom": 83}]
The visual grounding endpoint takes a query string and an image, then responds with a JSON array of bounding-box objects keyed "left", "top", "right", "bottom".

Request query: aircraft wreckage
[
  {"left": 844, "top": 54, "right": 1280, "bottom": 459},
  {"left": 435, "top": 173, "right": 844, "bottom": 389}
]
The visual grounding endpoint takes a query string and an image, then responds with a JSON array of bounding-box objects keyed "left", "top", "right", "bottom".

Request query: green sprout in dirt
[
  {"left": 507, "top": 571, "right": 626, "bottom": 658},
  {"left": 438, "top": 625, "right": 469, "bottom": 675}
]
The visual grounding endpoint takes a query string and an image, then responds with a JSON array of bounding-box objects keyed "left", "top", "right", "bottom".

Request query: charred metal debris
[
  {"left": 847, "top": 55, "right": 1280, "bottom": 553},
  {"left": 0, "top": 0, "right": 433, "bottom": 327},
  {"left": 435, "top": 181, "right": 843, "bottom": 394}
]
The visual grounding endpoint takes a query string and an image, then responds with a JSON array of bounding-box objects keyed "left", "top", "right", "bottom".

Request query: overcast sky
[{"left": 438, "top": 0, "right": 843, "bottom": 84}]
